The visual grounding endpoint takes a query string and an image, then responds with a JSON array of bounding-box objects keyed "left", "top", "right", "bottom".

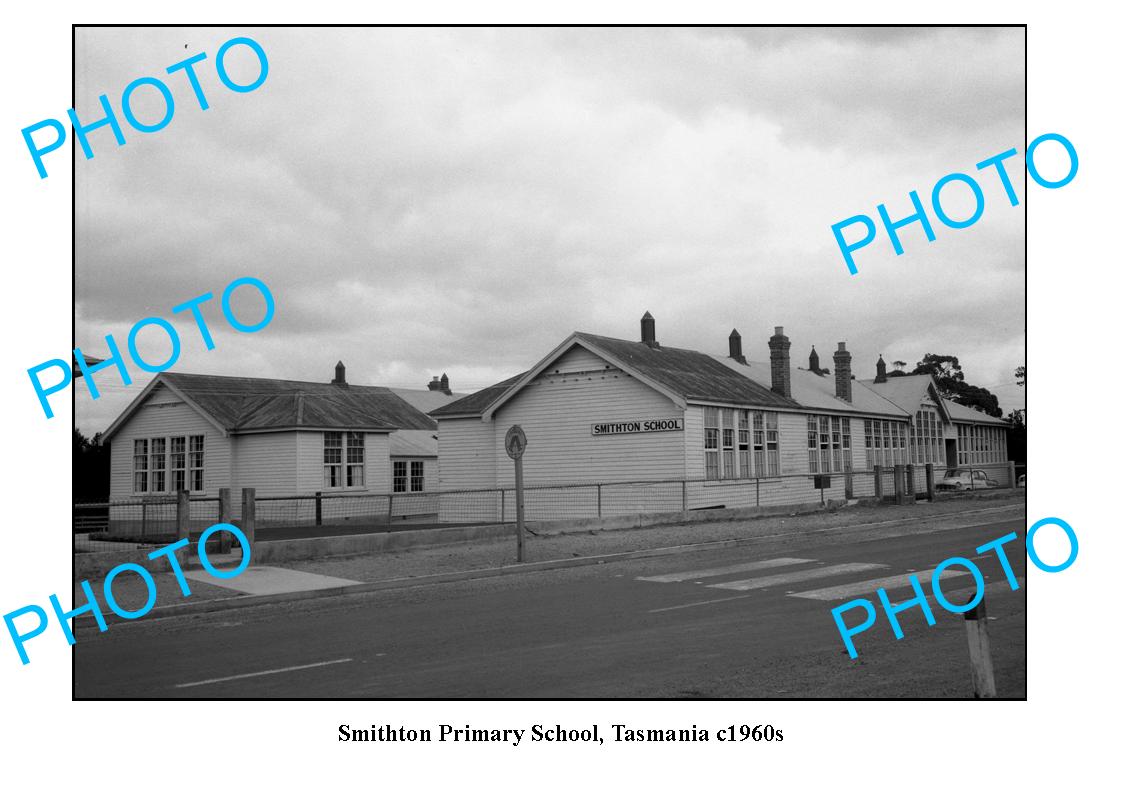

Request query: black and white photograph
[{"left": 66, "top": 25, "right": 1030, "bottom": 700}]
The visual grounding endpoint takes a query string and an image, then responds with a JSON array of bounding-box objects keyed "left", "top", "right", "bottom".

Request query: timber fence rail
[{"left": 75, "top": 461, "right": 1021, "bottom": 546}]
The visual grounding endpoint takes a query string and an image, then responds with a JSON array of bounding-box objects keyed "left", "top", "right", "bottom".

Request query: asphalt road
[{"left": 74, "top": 511, "right": 1027, "bottom": 698}]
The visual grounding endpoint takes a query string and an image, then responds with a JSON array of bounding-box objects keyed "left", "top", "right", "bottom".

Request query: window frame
[{"left": 131, "top": 434, "right": 205, "bottom": 496}]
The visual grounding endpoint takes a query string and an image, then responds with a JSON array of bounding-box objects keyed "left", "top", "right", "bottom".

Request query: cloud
[{"left": 74, "top": 26, "right": 1025, "bottom": 434}]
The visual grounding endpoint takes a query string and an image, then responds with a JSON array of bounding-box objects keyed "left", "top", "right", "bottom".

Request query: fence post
[
  {"left": 241, "top": 488, "right": 256, "bottom": 551},
  {"left": 218, "top": 487, "right": 232, "bottom": 554},
  {"left": 682, "top": 480, "right": 687, "bottom": 512},
  {"left": 905, "top": 464, "right": 915, "bottom": 497},
  {"left": 500, "top": 489, "right": 506, "bottom": 523},
  {"left": 176, "top": 489, "right": 190, "bottom": 564},
  {"left": 755, "top": 477, "right": 760, "bottom": 507},
  {"left": 141, "top": 501, "right": 148, "bottom": 539},
  {"left": 1007, "top": 460, "right": 1016, "bottom": 490},
  {"left": 387, "top": 494, "right": 394, "bottom": 532},
  {"left": 893, "top": 465, "right": 905, "bottom": 505},
  {"left": 873, "top": 466, "right": 882, "bottom": 500},
  {"left": 964, "top": 594, "right": 997, "bottom": 698},
  {"left": 597, "top": 484, "right": 602, "bottom": 518},
  {"left": 315, "top": 491, "right": 323, "bottom": 526},
  {"left": 925, "top": 463, "right": 936, "bottom": 501}
]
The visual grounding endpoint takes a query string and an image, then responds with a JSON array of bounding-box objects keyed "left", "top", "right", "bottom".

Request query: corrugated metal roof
[
  {"left": 573, "top": 333, "right": 801, "bottom": 409},
  {"left": 390, "top": 388, "right": 462, "bottom": 415},
  {"left": 389, "top": 429, "right": 439, "bottom": 457},
  {"left": 945, "top": 400, "right": 1011, "bottom": 425},
  {"left": 859, "top": 374, "right": 935, "bottom": 416},
  {"left": 430, "top": 372, "right": 527, "bottom": 417},
  {"left": 158, "top": 372, "right": 436, "bottom": 433},
  {"left": 717, "top": 358, "right": 909, "bottom": 418}
]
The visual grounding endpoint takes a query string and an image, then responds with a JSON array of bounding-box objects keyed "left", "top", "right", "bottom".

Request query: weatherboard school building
[
  {"left": 432, "top": 313, "right": 1011, "bottom": 522},
  {"left": 101, "top": 363, "right": 458, "bottom": 530}
]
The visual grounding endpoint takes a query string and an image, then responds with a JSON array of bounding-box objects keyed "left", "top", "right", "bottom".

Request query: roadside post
[
  {"left": 505, "top": 425, "right": 527, "bottom": 563},
  {"left": 925, "top": 463, "right": 935, "bottom": 501},
  {"left": 964, "top": 593, "right": 997, "bottom": 698},
  {"left": 218, "top": 487, "right": 232, "bottom": 553},
  {"left": 176, "top": 488, "right": 191, "bottom": 564}
]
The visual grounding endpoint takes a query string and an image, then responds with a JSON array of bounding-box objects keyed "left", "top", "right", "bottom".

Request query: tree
[
  {"left": 887, "top": 359, "right": 909, "bottom": 377},
  {"left": 1015, "top": 365, "right": 1025, "bottom": 387},
  {"left": 910, "top": 353, "right": 1003, "bottom": 418},
  {"left": 74, "top": 428, "right": 111, "bottom": 502}
]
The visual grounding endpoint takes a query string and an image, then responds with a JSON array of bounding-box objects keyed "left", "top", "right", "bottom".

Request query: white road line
[
  {"left": 636, "top": 557, "right": 815, "bottom": 583},
  {"left": 174, "top": 658, "right": 354, "bottom": 689},
  {"left": 707, "top": 562, "right": 887, "bottom": 592},
  {"left": 788, "top": 568, "right": 972, "bottom": 601},
  {"left": 649, "top": 593, "right": 759, "bottom": 613}
]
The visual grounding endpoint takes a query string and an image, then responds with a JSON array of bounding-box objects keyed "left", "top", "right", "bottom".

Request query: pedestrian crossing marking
[
  {"left": 637, "top": 557, "right": 815, "bottom": 584},
  {"left": 787, "top": 567, "right": 972, "bottom": 601},
  {"left": 706, "top": 562, "right": 887, "bottom": 592}
]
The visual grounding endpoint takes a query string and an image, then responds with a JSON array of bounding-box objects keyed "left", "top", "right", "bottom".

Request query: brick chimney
[
  {"left": 728, "top": 329, "right": 746, "bottom": 364},
  {"left": 833, "top": 343, "right": 852, "bottom": 402},
  {"left": 874, "top": 355, "right": 887, "bottom": 383},
  {"left": 332, "top": 360, "right": 347, "bottom": 387},
  {"left": 768, "top": 326, "right": 791, "bottom": 398},
  {"left": 439, "top": 373, "right": 451, "bottom": 395},
  {"left": 427, "top": 375, "right": 442, "bottom": 391},
  {"left": 808, "top": 346, "right": 821, "bottom": 375},
  {"left": 640, "top": 311, "right": 659, "bottom": 348}
]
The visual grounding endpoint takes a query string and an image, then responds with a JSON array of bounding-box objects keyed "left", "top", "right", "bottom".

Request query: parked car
[
  {"left": 1017, "top": 473, "right": 1026, "bottom": 488},
  {"left": 937, "top": 468, "right": 998, "bottom": 491}
]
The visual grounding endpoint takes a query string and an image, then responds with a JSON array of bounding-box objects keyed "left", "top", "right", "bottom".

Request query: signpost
[{"left": 505, "top": 425, "right": 527, "bottom": 563}]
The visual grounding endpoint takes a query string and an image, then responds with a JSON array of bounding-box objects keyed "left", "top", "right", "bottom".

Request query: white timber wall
[
  {"left": 490, "top": 346, "right": 685, "bottom": 487},
  {"left": 108, "top": 383, "right": 231, "bottom": 501}
]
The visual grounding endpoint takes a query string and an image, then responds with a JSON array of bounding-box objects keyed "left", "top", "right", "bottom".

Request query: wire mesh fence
[{"left": 75, "top": 461, "right": 1021, "bottom": 549}]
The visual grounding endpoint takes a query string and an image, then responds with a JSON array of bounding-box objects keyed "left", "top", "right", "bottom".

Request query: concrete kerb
[
  {"left": 74, "top": 498, "right": 847, "bottom": 580},
  {"left": 76, "top": 499, "right": 1024, "bottom": 628}
]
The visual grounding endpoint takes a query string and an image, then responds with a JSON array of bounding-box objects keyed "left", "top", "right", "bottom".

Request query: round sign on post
[{"left": 505, "top": 424, "right": 527, "bottom": 460}]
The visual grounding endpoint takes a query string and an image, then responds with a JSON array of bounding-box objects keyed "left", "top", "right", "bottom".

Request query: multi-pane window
[
  {"left": 324, "top": 431, "right": 364, "bottom": 488},
  {"left": 703, "top": 407, "right": 720, "bottom": 481},
  {"left": 346, "top": 432, "right": 365, "bottom": 487},
  {"left": 738, "top": 410, "right": 751, "bottom": 476},
  {"left": 911, "top": 409, "right": 944, "bottom": 465},
  {"left": 133, "top": 439, "right": 148, "bottom": 493},
  {"left": 704, "top": 408, "right": 778, "bottom": 480},
  {"left": 170, "top": 437, "right": 186, "bottom": 492},
  {"left": 864, "top": 420, "right": 907, "bottom": 468},
  {"left": 721, "top": 409, "right": 736, "bottom": 480},
  {"left": 393, "top": 460, "right": 426, "bottom": 493},
  {"left": 151, "top": 438, "right": 167, "bottom": 493},
  {"left": 808, "top": 415, "right": 852, "bottom": 474},
  {"left": 753, "top": 411, "right": 766, "bottom": 475},
  {"left": 765, "top": 413, "right": 779, "bottom": 476},
  {"left": 189, "top": 435, "right": 204, "bottom": 491},
  {"left": 957, "top": 424, "right": 1006, "bottom": 465},
  {"left": 132, "top": 435, "right": 204, "bottom": 493},
  {"left": 323, "top": 432, "right": 343, "bottom": 487}
]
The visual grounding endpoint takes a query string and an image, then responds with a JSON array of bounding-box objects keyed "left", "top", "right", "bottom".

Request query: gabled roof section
[
  {"left": 104, "top": 372, "right": 437, "bottom": 441},
  {"left": 430, "top": 373, "right": 527, "bottom": 418},
  {"left": 717, "top": 358, "right": 909, "bottom": 418},
  {"left": 859, "top": 374, "right": 953, "bottom": 420},
  {"left": 433, "top": 333, "right": 802, "bottom": 421},
  {"left": 572, "top": 333, "right": 800, "bottom": 410},
  {"left": 389, "top": 387, "right": 462, "bottom": 415},
  {"left": 944, "top": 400, "right": 1011, "bottom": 426}
]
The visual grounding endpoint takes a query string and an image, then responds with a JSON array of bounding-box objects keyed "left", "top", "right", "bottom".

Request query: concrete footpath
[{"left": 76, "top": 492, "right": 1026, "bottom": 624}]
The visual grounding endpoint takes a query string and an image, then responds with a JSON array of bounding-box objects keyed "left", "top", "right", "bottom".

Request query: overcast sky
[{"left": 74, "top": 26, "right": 1025, "bottom": 434}]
